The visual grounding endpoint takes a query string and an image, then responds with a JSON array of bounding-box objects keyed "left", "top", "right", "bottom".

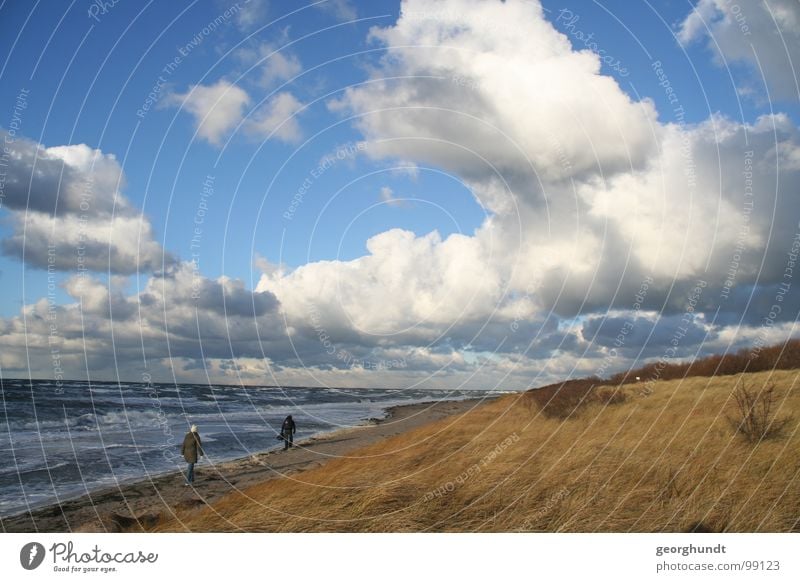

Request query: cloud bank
[
  {"left": 0, "top": 130, "right": 172, "bottom": 274},
  {"left": 3, "top": 0, "right": 799, "bottom": 388}
]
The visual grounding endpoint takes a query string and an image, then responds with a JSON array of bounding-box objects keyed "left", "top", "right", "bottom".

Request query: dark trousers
[
  {"left": 283, "top": 432, "right": 293, "bottom": 450},
  {"left": 186, "top": 462, "right": 195, "bottom": 483}
]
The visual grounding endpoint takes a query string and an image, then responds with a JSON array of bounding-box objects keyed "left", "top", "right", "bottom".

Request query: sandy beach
[
  {"left": 151, "top": 370, "right": 800, "bottom": 533},
  {"left": 1, "top": 398, "right": 487, "bottom": 533}
]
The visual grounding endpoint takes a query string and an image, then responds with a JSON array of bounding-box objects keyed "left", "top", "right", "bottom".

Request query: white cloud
[
  {"left": 245, "top": 91, "right": 304, "bottom": 143},
  {"left": 0, "top": 131, "right": 172, "bottom": 274},
  {"left": 676, "top": 0, "right": 720, "bottom": 46},
  {"left": 326, "top": 0, "right": 800, "bottom": 304},
  {"left": 2, "top": 211, "right": 169, "bottom": 274},
  {"left": 330, "top": 0, "right": 661, "bottom": 198},
  {"left": 379, "top": 185, "right": 409, "bottom": 207},
  {"left": 249, "top": 0, "right": 800, "bottom": 379},
  {"left": 0, "top": 263, "right": 285, "bottom": 380},
  {"left": 317, "top": 0, "right": 357, "bottom": 21},
  {"left": 258, "top": 49, "right": 302, "bottom": 88},
  {"left": 678, "top": 0, "right": 800, "bottom": 100},
  {"left": 257, "top": 228, "right": 505, "bottom": 338},
  {"left": 0, "top": 132, "right": 128, "bottom": 216},
  {"left": 164, "top": 80, "right": 251, "bottom": 145},
  {"left": 235, "top": 0, "right": 269, "bottom": 30},
  {"left": 379, "top": 186, "right": 393, "bottom": 202},
  {"left": 6, "top": 0, "right": 800, "bottom": 388},
  {"left": 236, "top": 41, "right": 303, "bottom": 88}
]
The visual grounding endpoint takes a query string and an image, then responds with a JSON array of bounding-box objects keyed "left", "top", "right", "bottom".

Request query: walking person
[
  {"left": 280, "top": 415, "right": 296, "bottom": 450},
  {"left": 181, "top": 424, "right": 204, "bottom": 486}
]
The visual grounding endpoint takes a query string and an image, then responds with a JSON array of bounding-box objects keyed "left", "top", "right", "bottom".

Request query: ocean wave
[
  {"left": 0, "top": 460, "right": 73, "bottom": 478},
  {"left": 0, "top": 384, "right": 498, "bottom": 517}
]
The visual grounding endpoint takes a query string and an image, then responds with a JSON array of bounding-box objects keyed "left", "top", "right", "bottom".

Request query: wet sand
[{"left": 1, "top": 398, "right": 489, "bottom": 532}]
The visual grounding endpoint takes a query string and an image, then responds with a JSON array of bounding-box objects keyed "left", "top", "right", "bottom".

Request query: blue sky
[{"left": 1, "top": 0, "right": 799, "bottom": 388}]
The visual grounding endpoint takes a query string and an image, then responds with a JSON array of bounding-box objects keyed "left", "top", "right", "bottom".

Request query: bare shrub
[
  {"left": 525, "top": 379, "right": 626, "bottom": 420},
  {"left": 728, "top": 382, "right": 789, "bottom": 443},
  {"left": 595, "top": 387, "right": 628, "bottom": 407}
]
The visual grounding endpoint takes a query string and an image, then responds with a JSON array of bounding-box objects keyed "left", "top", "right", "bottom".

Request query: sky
[{"left": 0, "top": 0, "right": 799, "bottom": 389}]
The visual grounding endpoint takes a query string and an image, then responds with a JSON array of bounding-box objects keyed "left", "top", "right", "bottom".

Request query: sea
[{"left": 0, "top": 378, "right": 502, "bottom": 518}]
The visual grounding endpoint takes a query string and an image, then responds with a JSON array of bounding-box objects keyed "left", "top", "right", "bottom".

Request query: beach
[
  {"left": 6, "top": 369, "right": 799, "bottom": 533},
  {"left": 1, "top": 397, "right": 486, "bottom": 532},
  {"left": 149, "top": 369, "right": 800, "bottom": 533}
]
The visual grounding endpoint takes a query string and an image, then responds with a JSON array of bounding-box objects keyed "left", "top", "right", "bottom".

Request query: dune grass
[{"left": 152, "top": 369, "right": 800, "bottom": 532}]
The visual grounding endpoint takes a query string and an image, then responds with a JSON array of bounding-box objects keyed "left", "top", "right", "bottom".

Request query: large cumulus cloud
[
  {"left": 0, "top": 130, "right": 173, "bottom": 274},
  {"left": 330, "top": 0, "right": 661, "bottom": 196},
  {"left": 256, "top": 0, "right": 800, "bottom": 382}
]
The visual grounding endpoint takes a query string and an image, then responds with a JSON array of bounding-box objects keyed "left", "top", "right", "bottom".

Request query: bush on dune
[
  {"left": 524, "top": 378, "right": 627, "bottom": 419},
  {"left": 728, "top": 381, "right": 791, "bottom": 443}
]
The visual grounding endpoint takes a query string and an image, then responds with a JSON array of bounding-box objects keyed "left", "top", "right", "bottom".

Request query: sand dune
[{"left": 152, "top": 370, "right": 800, "bottom": 532}]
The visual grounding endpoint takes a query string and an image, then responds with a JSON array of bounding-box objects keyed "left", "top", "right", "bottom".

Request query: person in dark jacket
[
  {"left": 181, "top": 424, "right": 204, "bottom": 485},
  {"left": 280, "top": 415, "right": 296, "bottom": 450}
]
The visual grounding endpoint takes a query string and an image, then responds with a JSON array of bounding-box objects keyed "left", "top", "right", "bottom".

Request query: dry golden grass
[{"left": 153, "top": 369, "right": 800, "bottom": 532}]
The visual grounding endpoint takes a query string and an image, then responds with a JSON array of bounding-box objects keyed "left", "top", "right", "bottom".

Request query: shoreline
[{"left": 1, "top": 396, "right": 493, "bottom": 532}]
